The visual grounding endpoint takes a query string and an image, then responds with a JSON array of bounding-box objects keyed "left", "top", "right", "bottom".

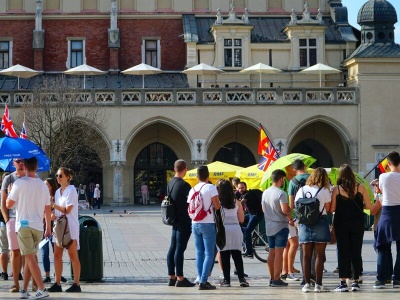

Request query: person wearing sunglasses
[
  {"left": 1, "top": 159, "right": 26, "bottom": 293},
  {"left": 47, "top": 168, "right": 81, "bottom": 293}
]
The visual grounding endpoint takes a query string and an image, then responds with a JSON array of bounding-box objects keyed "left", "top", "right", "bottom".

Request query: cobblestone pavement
[{"left": 0, "top": 205, "right": 399, "bottom": 299}]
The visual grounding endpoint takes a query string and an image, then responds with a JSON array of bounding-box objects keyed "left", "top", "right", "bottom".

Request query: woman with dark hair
[
  {"left": 215, "top": 179, "right": 248, "bottom": 287},
  {"left": 48, "top": 168, "right": 81, "bottom": 293},
  {"left": 330, "top": 164, "right": 374, "bottom": 292},
  {"left": 295, "top": 168, "right": 331, "bottom": 293}
]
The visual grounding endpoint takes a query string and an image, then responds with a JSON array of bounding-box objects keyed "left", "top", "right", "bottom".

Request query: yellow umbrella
[
  {"left": 184, "top": 161, "right": 242, "bottom": 187},
  {"left": 235, "top": 164, "right": 264, "bottom": 190}
]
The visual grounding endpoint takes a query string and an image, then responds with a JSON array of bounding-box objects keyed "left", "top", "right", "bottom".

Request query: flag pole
[
  {"left": 259, "top": 122, "right": 280, "bottom": 158},
  {"left": 363, "top": 154, "right": 388, "bottom": 179}
]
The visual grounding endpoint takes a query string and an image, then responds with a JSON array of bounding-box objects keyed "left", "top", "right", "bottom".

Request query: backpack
[
  {"left": 188, "top": 184, "right": 211, "bottom": 221},
  {"left": 294, "top": 187, "right": 324, "bottom": 225},
  {"left": 161, "top": 180, "right": 178, "bottom": 226},
  {"left": 291, "top": 177, "right": 307, "bottom": 197}
]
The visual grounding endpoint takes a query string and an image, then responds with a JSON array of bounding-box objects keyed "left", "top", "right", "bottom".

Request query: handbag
[
  {"left": 161, "top": 180, "right": 178, "bottom": 226},
  {"left": 53, "top": 215, "right": 73, "bottom": 249},
  {"left": 214, "top": 208, "right": 226, "bottom": 250}
]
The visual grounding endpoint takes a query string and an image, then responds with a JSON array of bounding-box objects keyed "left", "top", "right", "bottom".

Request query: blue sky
[{"left": 342, "top": 0, "right": 400, "bottom": 43}]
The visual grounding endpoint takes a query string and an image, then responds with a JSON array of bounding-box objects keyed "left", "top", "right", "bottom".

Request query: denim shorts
[
  {"left": 267, "top": 227, "right": 289, "bottom": 249},
  {"left": 298, "top": 215, "right": 330, "bottom": 244}
]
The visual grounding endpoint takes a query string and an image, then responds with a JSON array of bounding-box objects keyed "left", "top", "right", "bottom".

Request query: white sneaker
[
  {"left": 287, "top": 273, "right": 299, "bottom": 281},
  {"left": 194, "top": 276, "right": 200, "bottom": 285},
  {"left": 302, "top": 283, "right": 312, "bottom": 293},
  {"left": 29, "top": 289, "right": 49, "bottom": 299},
  {"left": 20, "top": 290, "right": 30, "bottom": 299},
  {"left": 314, "top": 284, "right": 330, "bottom": 292}
]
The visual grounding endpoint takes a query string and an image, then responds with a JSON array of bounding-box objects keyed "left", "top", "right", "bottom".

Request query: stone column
[
  {"left": 111, "top": 161, "right": 125, "bottom": 205},
  {"left": 110, "top": 139, "right": 126, "bottom": 206}
]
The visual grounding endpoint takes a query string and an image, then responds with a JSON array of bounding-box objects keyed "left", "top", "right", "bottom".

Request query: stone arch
[
  {"left": 207, "top": 116, "right": 260, "bottom": 166},
  {"left": 126, "top": 116, "right": 192, "bottom": 152},
  {"left": 286, "top": 115, "right": 356, "bottom": 168},
  {"left": 207, "top": 115, "right": 262, "bottom": 146}
]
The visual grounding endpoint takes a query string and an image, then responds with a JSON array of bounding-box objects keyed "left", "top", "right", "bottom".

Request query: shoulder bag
[{"left": 53, "top": 215, "right": 73, "bottom": 249}]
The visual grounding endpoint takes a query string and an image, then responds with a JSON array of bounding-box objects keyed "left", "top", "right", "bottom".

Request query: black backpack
[
  {"left": 161, "top": 180, "right": 178, "bottom": 226},
  {"left": 294, "top": 187, "right": 324, "bottom": 225},
  {"left": 291, "top": 177, "right": 306, "bottom": 197}
]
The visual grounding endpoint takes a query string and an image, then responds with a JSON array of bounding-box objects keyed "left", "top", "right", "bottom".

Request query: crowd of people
[
  {"left": 165, "top": 151, "right": 400, "bottom": 292},
  {"left": 0, "top": 158, "right": 82, "bottom": 299}
]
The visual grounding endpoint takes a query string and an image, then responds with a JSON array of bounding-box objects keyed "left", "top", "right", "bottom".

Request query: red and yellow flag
[
  {"left": 258, "top": 126, "right": 268, "bottom": 155},
  {"left": 378, "top": 158, "right": 390, "bottom": 173}
]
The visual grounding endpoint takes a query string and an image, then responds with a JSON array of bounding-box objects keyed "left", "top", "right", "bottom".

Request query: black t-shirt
[
  {"left": 243, "top": 190, "right": 263, "bottom": 216},
  {"left": 167, "top": 177, "right": 191, "bottom": 227}
]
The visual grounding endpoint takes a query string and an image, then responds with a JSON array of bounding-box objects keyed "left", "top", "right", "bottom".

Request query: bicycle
[{"left": 243, "top": 228, "right": 269, "bottom": 263}]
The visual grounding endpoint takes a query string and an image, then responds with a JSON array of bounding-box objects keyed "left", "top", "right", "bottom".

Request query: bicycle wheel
[{"left": 252, "top": 231, "right": 269, "bottom": 263}]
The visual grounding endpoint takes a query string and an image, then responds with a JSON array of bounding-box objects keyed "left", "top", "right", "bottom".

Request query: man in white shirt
[
  {"left": 6, "top": 157, "right": 51, "bottom": 299},
  {"left": 187, "top": 166, "right": 220, "bottom": 290},
  {"left": 375, "top": 151, "right": 400, "bottom": 288}
]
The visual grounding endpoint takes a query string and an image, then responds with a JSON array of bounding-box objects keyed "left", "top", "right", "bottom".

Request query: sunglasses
[
  {"left": 14, "top": 159, "right": 24, "bottom": 164},
  {"left": 55, "top": 174, "right": 63, "bottom": 178}
]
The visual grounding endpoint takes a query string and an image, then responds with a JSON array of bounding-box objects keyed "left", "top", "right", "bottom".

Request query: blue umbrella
[{"left": 0, "top": 136, "right": 50, "bottom": 172}]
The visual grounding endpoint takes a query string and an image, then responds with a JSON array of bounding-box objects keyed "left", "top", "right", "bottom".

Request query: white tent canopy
[
  {"left": 0, "top": 64, "right": 41, "bottom": 89},
  {"left": 64, "top": 63, "right": 106, "bottom": 89},
  {"left": 240, "top": 63, "right": 282, "bottom": 88},
  {"left": 121, "top": 63, "right": 163, "bottom": 88},
  {"left": 182, "top": 63, "right": 223, "bottom": 88},
  {"left": 300, "top": 63, "right": 341, "bottom": 87}
]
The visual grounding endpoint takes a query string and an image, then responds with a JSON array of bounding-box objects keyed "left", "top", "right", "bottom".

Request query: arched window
[
  {"left": 213, "top": 142, "right": 255, "bottom": 167},
  {"left": 134, "top": 143, "right": 177, "bottom": 204}
]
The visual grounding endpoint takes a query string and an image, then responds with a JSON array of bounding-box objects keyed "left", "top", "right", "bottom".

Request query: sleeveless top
[
  {"left": 219, "top": 203, "right": 243, "bottom": 251},
  {"left": 334, "top": 185, "right": 364, "bottom": 225}
]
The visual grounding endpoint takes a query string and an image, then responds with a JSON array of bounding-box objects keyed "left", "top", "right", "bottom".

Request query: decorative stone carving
[
  {"left": 108, "top": 0, "right": 120, "bottom": 47},
  {"left": 110, "top": 139, "right": 126, "bottom": 163},
  {"left": 33, "top": 0, "right": 45, "bottom": 49},
  {"left": 242, "top": 8, "right": 249, "bottom": 24},
  {"left": 191, "top": 139, "right": 207, "bottom": 164},
  {"left": 296, "top": 3, "right": 321, "bottom": 25},
  {"left": 35, "top": 0, "right": 42, "bottom": 31},
  {"left": 215, "top": 8, "right": 223, "bottom": 24}
]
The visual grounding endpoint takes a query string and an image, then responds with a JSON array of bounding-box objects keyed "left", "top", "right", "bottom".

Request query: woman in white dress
[
  {"left": 216, "top": 179, "right": 248, "bottom": 287},
  {"left": 48, "top": 167, "right": 81, "bottom": 293}
]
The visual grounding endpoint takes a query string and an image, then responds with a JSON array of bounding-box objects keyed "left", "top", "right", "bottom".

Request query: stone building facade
[{"left": 0, "top": 0, "right": 399, "bottom": 205}]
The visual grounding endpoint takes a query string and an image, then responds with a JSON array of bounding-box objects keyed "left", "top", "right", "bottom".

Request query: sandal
[{"left": 9, "top": 285, "right": 20, "bottom": 292}]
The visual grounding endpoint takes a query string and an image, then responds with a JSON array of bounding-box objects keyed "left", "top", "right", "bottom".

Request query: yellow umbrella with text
[
  {"left": 184, "top": 161, "right": 242, "bottom": 187},
  {"left": 235, "top": 164, "right": 264, "bottom": 190}
]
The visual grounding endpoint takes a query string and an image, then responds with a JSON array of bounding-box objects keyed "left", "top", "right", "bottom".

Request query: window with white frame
[
  {"left": 0, "top": 41, "right": 11, "bottom": 69},
  {"left": 66, "top": 39, "right": 85, "bottom": 69},
  {"left": 71, "top": 40, "right": 83, "bottom": 67},
  {"left": 143, "top": 40, "right": 160, "bottom": 68},
  {"left": 299, "top": 38, "right": 317, "bottom": 67},
  {"left": 224, "top": 39, "right": 242, "bottom": 67}
]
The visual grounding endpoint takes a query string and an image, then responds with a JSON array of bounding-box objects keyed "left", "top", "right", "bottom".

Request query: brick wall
[
  {"left": 1, "top": 18, "right": 186, "bottom": 72},
  {"left": 0, "top": 20, "right": 35, "bottom": 68}
]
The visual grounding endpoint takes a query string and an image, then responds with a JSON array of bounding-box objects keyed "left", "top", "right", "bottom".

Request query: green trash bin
[{"left": 71, "top": 216, "right": 103, "bottom": 281}]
